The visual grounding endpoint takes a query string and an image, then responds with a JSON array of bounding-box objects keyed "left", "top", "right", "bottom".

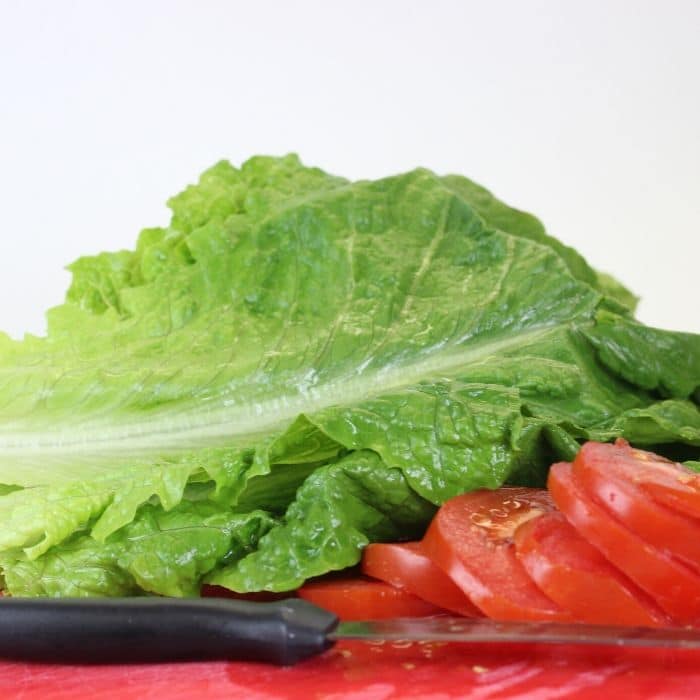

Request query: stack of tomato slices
[{"left": 296, "top": 440, "right": 700, "bottom": 626}]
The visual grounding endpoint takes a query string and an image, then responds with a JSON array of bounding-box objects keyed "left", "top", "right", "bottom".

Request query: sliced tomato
[
  {"left": 573, "top": 441, "right": 700, "bottom": 572},
  {"left": 362, "top": 542, "right": 482, "bottom": 617},
  {"left": 297, "top": 575, "right": 446, "bottom": 620},
  {"left": 515, "top": 511, "right": 670, "bottom": 627},
  {"left": 548, "top": 461, "right": 700, "bottom": 624},
  {"left": 422, "top": 488, "right": 572, "bottom": 622},
  {"left": 588, "top": 439, "right": 700, "bottom": 519}
]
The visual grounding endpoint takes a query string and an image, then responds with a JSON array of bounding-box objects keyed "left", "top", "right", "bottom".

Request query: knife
[{"left": 1, "top": 597, "right": 699, "bottom": 666}]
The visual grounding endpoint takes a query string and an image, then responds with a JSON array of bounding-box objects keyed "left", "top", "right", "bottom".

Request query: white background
[{"left": 1, "top": 0, "right": 698, "bottom": 338}]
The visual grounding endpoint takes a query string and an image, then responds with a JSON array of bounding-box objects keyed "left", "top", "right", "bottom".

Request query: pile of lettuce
[{"left": 0, "top": 155, "right": 698, "bottom": 597}]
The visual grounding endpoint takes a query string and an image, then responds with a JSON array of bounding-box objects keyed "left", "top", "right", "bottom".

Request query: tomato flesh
[
  {"left": 422, "top": 488, "right": 572, "bottom": 622},
  {"left": 574, "top": 442, "right": 700, "bottom": 572},
  {"left": 548, "top": 461, "right": 700, "bottom": 624},
  {"left": 515, "top": 511, "right": 669, "bottom": 626},
  {"left": 297, "top": 575, "right": 446, "bottom": 620},
  {"left": 362, "top": 541, "right": 482, "bottom": 617}
]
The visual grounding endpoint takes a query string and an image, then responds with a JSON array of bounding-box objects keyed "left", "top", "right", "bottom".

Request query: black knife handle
[{"left": 0, "top": 596, "right": 338, "bottom": 665}]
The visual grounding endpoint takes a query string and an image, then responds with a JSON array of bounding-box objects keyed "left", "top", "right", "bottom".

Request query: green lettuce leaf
[
  {"left": 0, "top": 154, "right": 697, "bottom": 596},
  {"left": 210, "top": 451, "right": 436, "bottom": 592},
  {"left": 442, "top": 174, "right": 638, "bottom": 312},
  {"left": 0, "top": 503, "right": 275, "bottom": 597}
]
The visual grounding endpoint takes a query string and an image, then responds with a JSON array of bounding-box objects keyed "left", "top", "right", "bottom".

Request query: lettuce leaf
[
  {"left": 0, "top": 154, "right": 697, "bottom": 596},
  {"left": 0, "top": 503, "right": 275, "bottom": 597}
]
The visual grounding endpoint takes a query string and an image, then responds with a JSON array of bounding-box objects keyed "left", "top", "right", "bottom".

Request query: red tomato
[
  {"left": 548, "top": 461, "right": 700, "bottom": 624},
  {"left": 602, "top": 439, "right": 700, "bottom": 519},
  {"left": 574, "top": 441, "right": 700, "bottom": 572},
  {"left": 297, "top": 575, "right": 446, "bottom": 620},
  {"left": 515, "top": 511, "right": 670, "bottom": 626},
  {"left": 422, "top": 488, "right": 572, "bottom": 622},
  {"left": 362, "top": 541, "right": 482, "bottom": 617}
]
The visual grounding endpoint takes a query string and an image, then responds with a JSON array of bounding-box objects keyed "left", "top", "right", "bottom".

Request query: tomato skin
[
  {"left": 548, "top": 461, "right": 700, "bottom": 624},
  {"left": 362, "top": 542, "right": 482, "bottom": 617},
  {"left": 515, "top": 511, "right": 670, "bottom": 627},
  {"left": 297, "top": 575, "right": 446, "bottom": 621},
  {"left": 589, "top": 439, "right": 700, "bottom": 520},
  {"left": 573, "top": 445, "right": 700, "bottom": 572},
  {"left": 422, "top": 488, "right": 572, "bottom": 622}
]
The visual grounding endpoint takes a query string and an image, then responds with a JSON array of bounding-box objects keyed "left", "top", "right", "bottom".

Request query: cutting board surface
[{"left": 1, "top": 640, "right": 699, "bottom": 699}]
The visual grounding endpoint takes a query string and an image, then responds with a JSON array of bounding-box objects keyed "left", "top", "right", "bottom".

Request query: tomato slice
[
  {"left": 362, "top": 542, "right": 482, "bottom": 617},
  {"left": 297, "top": 575, "right": 446, "bottom": 621},
  {"left": 421, "top": 488, "right": 572, "bottom": 622},
  {"left": 589, "top": 439, "right": 700, "bottom": 519},
  {"left": 548, "top": 461, "right": 700, "bottom": 624},
  {"left": 573, "top": 442, "right": 700, "bottom": 572},
  {"left": 515, "top": 511, "right": 670, "bottom": 626}
]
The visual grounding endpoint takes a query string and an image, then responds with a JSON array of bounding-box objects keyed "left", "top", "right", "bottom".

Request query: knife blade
[
  {"left": 334, "top": 616, "right": 700, "bottom": 648},
  {"left": 0, "top": 596, "right": 698, "bottom": 667}
]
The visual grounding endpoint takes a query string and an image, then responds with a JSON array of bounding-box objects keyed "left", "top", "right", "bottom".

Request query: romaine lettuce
[{"left": 0, "top": 154, "right": 697, "bottom": 596}]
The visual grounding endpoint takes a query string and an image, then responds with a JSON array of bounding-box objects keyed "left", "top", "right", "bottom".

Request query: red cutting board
[{"left": 1, "top": 641, "right": 698, "bottom": 699}]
